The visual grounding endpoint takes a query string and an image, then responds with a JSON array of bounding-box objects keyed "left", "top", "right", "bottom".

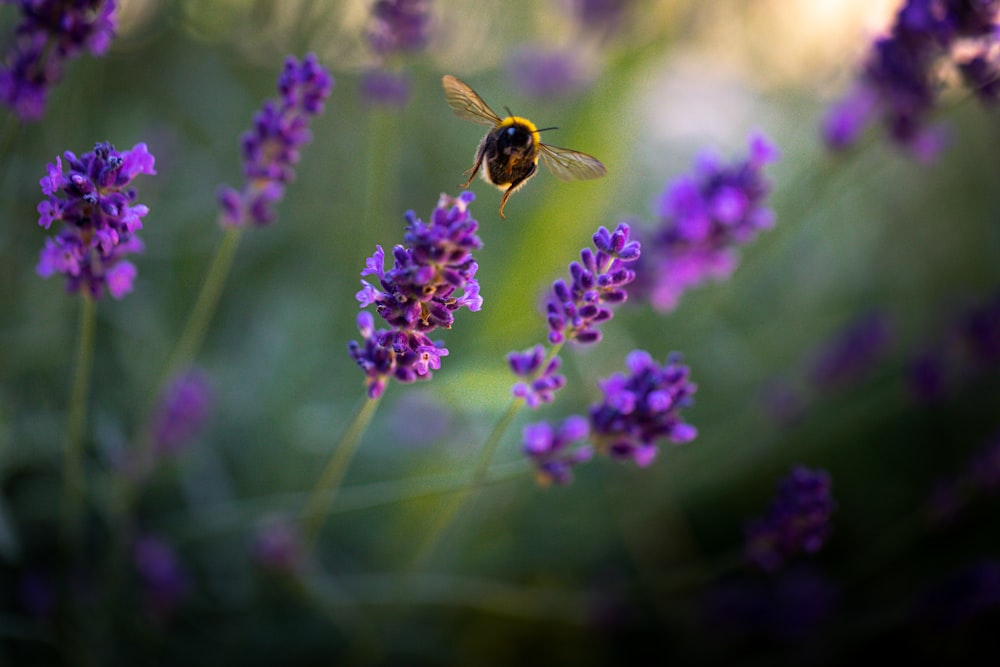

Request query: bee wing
[
  {"left": 538, "top": 143, "right": 608, "bottom": 182},
  {"left": 442, "top": 75, "right": 503, "bottom": 126}
]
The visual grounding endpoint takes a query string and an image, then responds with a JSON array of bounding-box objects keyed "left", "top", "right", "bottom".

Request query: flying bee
[{"left": 442, "top": 74, "right": 607, "bottom": 219}]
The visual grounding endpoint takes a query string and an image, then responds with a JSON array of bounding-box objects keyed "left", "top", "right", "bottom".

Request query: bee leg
[
  {"left": 460, "top": 149, "right": 486, "bottom": 189},
  {"left": 497, "top": 165, "right": 536, "bottom": 219}
]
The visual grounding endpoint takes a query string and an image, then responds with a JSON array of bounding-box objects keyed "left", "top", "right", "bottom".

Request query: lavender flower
[
  {"left": 361, "top": 0, "right": 432, "bottom": 106},
  {"left": 150, "top": 369, "right": 213, "bottom": 457},
  {"left": 744, "top": 466, "right": 836, "bottom": 573},
  {"left": 133, "top": 534, "right": 188, "bottom": 621},
  {"left": 508, "top": 345, "right": 566, "bottom": 408},
  {"left": 365, "top": 0, "right": 432, "bottom": 56},
  {"left": 506, "top": 45, "right": 594, "bottom": 99},
  {"left": 546, "top": 222, "right": 640, "bottom": 345},
  {"left": 807, "top": 311, "right": 894, "bottom": 390},
  {"left": 252, "top": 515, "right": 306, "bottom": 573},
  {"left": 822, "top": 0, "right": 1000, "bottom": 159},
  {"left": 218, "top": 53, "right": 333, "bottom": 228},
  {"left": 906, "top": 290, "right": 1000, "bottom": 401},
  {"left": 633, "top": 132, "right": 780, "bottom": 312},
  {"left": 36, "top": 141, "right": 156, "bottom": 299},
  {"left": 522, "top": 415, "right": 593, "bottom": 486},
  {"left": 0, "top": 0, "right": 117, "bottom": 121},
  {"left": 359, "top": 68, "right": 412, "bottom": 107},
  {"left": 587, "top": 349, "right": 698, "bottom": 467},
  {"left": 350, "top": 191, "right": 482, "bottom": 398}
]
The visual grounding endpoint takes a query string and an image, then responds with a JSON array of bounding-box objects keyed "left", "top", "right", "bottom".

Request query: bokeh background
[{"left": 2, "top": 0, "right": 999, "bottom": 664}]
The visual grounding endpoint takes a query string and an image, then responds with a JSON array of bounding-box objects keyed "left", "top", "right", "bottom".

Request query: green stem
[
  {"left": 166, "top": 227, "right": 243, "bottom": 375},
  {"left": 301, "top": 395, "right": 383, "bottom": 544},
  {"left": 409, "top": 343, "right": 565, "bottom": 570},
  {"left": 63, "top": 294, "right": 96, "bottom": 541}
]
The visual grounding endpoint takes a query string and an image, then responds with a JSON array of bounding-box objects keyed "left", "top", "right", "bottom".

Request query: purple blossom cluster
[
  {"left": 0, "top": 0, "right": 117, "bottom": 121},
  {"left": 36, "top": 141, "right": 156, "bottom": 299},
  {"left": 361, "top": 0, "right": 433, "bottom": 106},
  {"left": 807, "top": 311, "right": 894, "bottom": 390},
  {"left": 133, "top": 534, "right": 188, "bottom": 622},
  {"left": 907, "top": 290, "right": 1000, "bottom": 402},
  {"left": 506, "top": 45, "right": 595, "bottom": 99},
  {"left": 523, "top": 349, "right": 698, "bottom": 484},
  {"left": 508, "top": 344, "right": 566, "bottom": 408},
  {"left": 523, "top": 416, "right": 593, "bottom": 486},
  {"left": 822, "top": 0, "right": 1000, "bottom": 160},
  {"left": 150, "top": 369, "right": 214, "bottom": 457},
  {"left": 744, "top": 466, "right": 836, "bottom": 572},
  {"left": 350, "top": 191, "right": 483, "bottom": 398},
  {"left": 218, "top": 53, "right": 333, "bottom": 227},
  {"left": 366, "top": 0, "right": 432, "bottom": 56},
  {"left": 587, "top": 350, "right": 698, "bottom": 467},
  {"left": 633, "top": 132, "right": 780, "bottom": 312},
  {"left": 546, "top": 223, "right": 640, "bottom": 345}
]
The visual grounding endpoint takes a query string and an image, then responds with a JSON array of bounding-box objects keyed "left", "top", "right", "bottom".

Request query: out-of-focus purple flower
[
  {"left": 506, "top": 45, "right": 594, "bottom": 99},
  {"left": 360, "top": 68, "right": 412, "bottom": 107},
  {"left": 365, "top": 0, "right": 432, "bottom": 56},
  {"left": 133, "top": 534, "right": 188, "bottom": 621},
  {"left": 252, "top": 515, "right": 306, "bottom": 573},
  {"left": 587, "top": 350, "right": 697, "bottom": 468},
  {"left": 807, "top": 311, "right": 894, "bottom": 390},
  {"left": 36, "top": 141, "right": 155, "bottom": 299},
  {"left": 632, "top": 132, "right": 779, "bottom": 312},
  {"left": 508, "top": 344, "right": 566, "bottom": 408},
  {"left": 349, "top": 191, "right": 481, "bottom": 397},
  {"left": 822, "top": 0, "right": 1000, "bottom": 159},
  {"left": 0, "top": 0, "right": 117, "bottom": 121},
  {"left": 915, "top": 560, "right": 1000, "bottom": 628},
  {"left": 906, "top": 290, "right": 1000, "bottom": 402},
  {"left": 546, "top": 223, "right": 640, "bottom": 345},
  {"left": 522, "top": 415, "right": 593, "bottom": 486},
  {"left": 562, "top": 0, "right": 632, "bottom": 37},
  {"left": 744, "top": 466, "right": 836, "bottom": 573},
  {"left": 218, "top": 53, "right": 333, "bottom": 228},
  {"left": 361, "top": 0, "right": 432, "bottom": 106},
  {"left": 150, "top": 369, "right": 213, "bottom": 457}
]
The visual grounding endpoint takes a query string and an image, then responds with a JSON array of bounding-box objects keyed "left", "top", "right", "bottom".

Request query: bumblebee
[{"left": 442, "top": 74, "right": 607, "bottom": 219}]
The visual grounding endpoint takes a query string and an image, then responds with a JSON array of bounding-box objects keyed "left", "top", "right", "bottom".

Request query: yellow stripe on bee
[{"left": 498, "top": 115, "right": 541, "bottom": 146}]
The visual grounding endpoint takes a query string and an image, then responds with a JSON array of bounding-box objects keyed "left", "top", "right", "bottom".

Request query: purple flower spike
[
  {"left": 546, "top": 222, "right": 640, "bottom": 345},
  {"left": 218, "top": 53, "right": 333, "bottom": 227},
  {"left": 350, "top": 193, "right": 481, "bottom": 396},
  {"left": 508, "top": 345, "right": 566, "bottom": 408},
  {"left": 822, "top": 0, "right": 1000, "bottom": 159},
  {"left": 151, "top": 369, "right": 214, "bottom": 457},
  {"left": 807, "top": 311, "right": 894, "bottom": 390},
  {"left": 36, "top": 141, "right": 156, "bottom": 299},
  {"left": 133, "top": 534, "right": 188, "bottom": 622},
  {"left": 587, "top": 350, "right": 698, "bottom": 468},
  {"left": 506, "top": 45, "right": 594, "bottom": 99},
  {"left": 0, "top": 0, "right": 118, "bottom": 121},
  {"left": 361, "top": 0, "right": 432, "bottom": 107},
  {"left": 366, "top": 0, "right": 433, "bottom": 56},
  {"left": 522, "top": 416, "right": 593, "bottom": 486},
  {"left": 744, "top": 466, "right": 836, "bottom": 573},
  {"left": 633, "top": 132, "right": 779, "bottom": 312}
]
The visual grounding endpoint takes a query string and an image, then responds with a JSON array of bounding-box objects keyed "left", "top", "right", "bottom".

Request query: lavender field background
[{"left": 1, "top": 1, "right": 999, "bottom": 665}]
